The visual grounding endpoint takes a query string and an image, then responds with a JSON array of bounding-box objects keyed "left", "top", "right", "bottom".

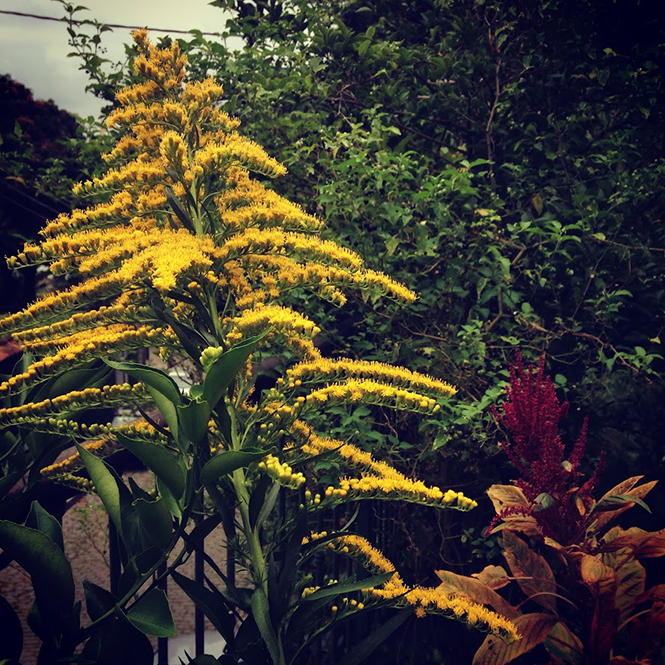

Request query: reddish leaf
[
  {"left": 472, "top": 565, "right": 511, "bottom": 590},
  {"left": 598, "top": 477, "right": 644, "bottom": 503},
  {"left": 602, "top": 527, "right": 665, "bottom": 558},
  {"left": 0, "top": 338, "right": 21, "bottom": 362},
  {"left": 435, "top": 569, "right": 518, "bottom": 619},
  {"left": 636, "top": 583, "right": 665, "bottom": 604},
  {"left": 503, "top": 531, "right": 558, "bottom": 613},
  {"left": 473, "top": 613, "right": 560, "bottom": 665},
  {"left": 593, "top": 481, "right": 658, "bottom": 532},
  {"left": 629, "top": 601, "right": 665, "bottom": 658},
  {"left": 580, "top": 555, "right": 619, "bottom": 663}
]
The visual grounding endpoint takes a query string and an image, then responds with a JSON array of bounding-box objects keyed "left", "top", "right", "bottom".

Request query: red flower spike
[{"left": 492, "top": 351, "right": 603, "bottom": 545}]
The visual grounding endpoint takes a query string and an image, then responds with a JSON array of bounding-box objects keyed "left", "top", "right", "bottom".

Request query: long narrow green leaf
[
  {"left": 200, "top": 449, "right": 269, "bottom": 485},
  {"left": 116, "top": 432, "right": 185, "bottom": 499},
  {"left": 177, "top": 399, "right": 212, "bottom": 445},
  {"left": 76, "top": 443, "right": 123, "bottom": 534},
  {"left": 344, "top": 608, "right": 412, "bottom": 665},
  {"left": 172, "top": 571, "right": 235, "bottom": 642},
  {"left": 104, "top": 360, "right": 182, "bottom": 439},
  {"left": 303, "top": 572, "right": 395, "bottom": 602},
  {"left": 251, "top": 588, "right": 282, "bottom": 665}
]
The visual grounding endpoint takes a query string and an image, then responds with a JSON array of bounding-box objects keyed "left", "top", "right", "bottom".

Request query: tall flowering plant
[
  {"left": 435, "top": 353, "right": 665, "bottom": 665},
  {"left": 0, "top": 33, "right": 518, "bottom": 664}
]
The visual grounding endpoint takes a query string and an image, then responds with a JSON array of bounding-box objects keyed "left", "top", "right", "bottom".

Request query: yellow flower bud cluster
[
  {"left": 0, "top": 324, "right": 177, "bottom": 396},
  {"left": 41, "top": 420, "right": 163, "bottom": 478},
  {"left": 159, "top": 131, "right": 189, "bottom": 174},
  {"left": 283, "top": 358, "right": 456, "bottom": 399},
  {"left": 200, "top": 345, "right": 225, "bottom": 372},
  {"left": 12, "top": 305, "right": 153, "bottom": 344},
  {"left": 317, "top": 476, "right": 477, "bottom": 511},
  {"left": 288, "top": 421, "right": 476, "bottom": 511},
  {"left": 301, "top": 380, "right": 441, "bottom": 415},
  {"left": 194, "top": 134, "right": 286, "bottom": 178},
  {"left": 225, "top": 305, "right": 320, "bottom": 345},
  {"left": 257, "top": 454, "right": 305, "bottom": 489},
  {"left": 0, "top": 383, "right": 147, "bottom": 425}
]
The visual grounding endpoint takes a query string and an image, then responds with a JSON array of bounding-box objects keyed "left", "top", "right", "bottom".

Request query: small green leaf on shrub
[{"left": 127, "top": 588, "right": 177, "bottom": 637}]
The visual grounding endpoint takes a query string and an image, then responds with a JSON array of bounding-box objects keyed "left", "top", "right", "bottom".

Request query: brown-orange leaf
[{"left": 473, "top": 613, "right": 560, "bottom": 665}]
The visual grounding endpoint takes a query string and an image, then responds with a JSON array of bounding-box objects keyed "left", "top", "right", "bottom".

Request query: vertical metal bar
[
  {"left": 157, "top": 561, "right": 168, "bottom": 665},
  {"left": 108, "top": 518, "right": 120, "bottom": 597},
  {"left": 195, "top": 541, "right": 205, "bottom": 655}
]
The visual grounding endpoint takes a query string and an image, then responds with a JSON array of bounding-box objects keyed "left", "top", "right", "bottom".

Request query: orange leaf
[
  {"left": 472, "top": 613, "right": 560, "bottom": 665},
  {"left": 487, "top": 485, "right": 529, "bottom": 511},
  {"left": 581, "top": 555, "right": 619, "bottom": 662},
  {"left": 503, "top": 531, "right": 558, "bottom": 613},
  {"left": 603, "top": 551, "right": 646, "bottom": 622},
  {"left": 472, "top": 565, "right": 511, "bottom": 590},
  {"left": 603, "top": 527, "right": 665, "bottom": 558},
  {"left": 487, "top": 485, "right": 541, "bottom": 537},
  {"left": 593, "top": 481, "right": 658, "bottom": 532}
]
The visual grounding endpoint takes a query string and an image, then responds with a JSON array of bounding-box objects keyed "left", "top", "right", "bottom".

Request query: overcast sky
[{"left": 0, "top": 0, "right": 230, "bottom": 118}]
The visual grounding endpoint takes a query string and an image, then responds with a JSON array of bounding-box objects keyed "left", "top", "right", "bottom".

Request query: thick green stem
[{"left": 228, "top": 407, "right": 286, "bottom": 665}]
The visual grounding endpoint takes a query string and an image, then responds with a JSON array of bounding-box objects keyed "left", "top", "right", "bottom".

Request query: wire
[{"left": 0, "top": 9, "right": 224, "bottom": 36}]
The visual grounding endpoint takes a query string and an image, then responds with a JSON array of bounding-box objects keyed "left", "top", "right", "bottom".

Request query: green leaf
[
  {"left": 172, "top": 572, "right": 235, "bottom": 643},
  {"left": 251, "top": 588, "right": 282, "bottom": 665},
  {"left": 0, "top": 595, "right": 23, "bottom": 660},
  {"left": 133, "top": 494, "right": 173, "bottom": 552},
  {"left": 26, "top": 501, "right": 64, "bottom": 551},
  {"left": 202, "top": 335, "right": 265, "bottom": 409},
  {"left": 157, "top": 477, "right": 182, "bottom": 519},
  {"left": 76, "top": 443, "right": 123, "bottom": 534},
  {"left": 304, "top": 572, "right": 395, "bottom": 602},
  {"left": 165, "top": 185, "right": 194, "bottom": 230},
  {"left": 595, "top": 494, "right": 652, "bottom": 514},
  {"left": 177, "top": 399, "right": 212, "bottom": 445},
  {"left": 83, "top": 580, "right": 117, "bottom": 622},
  {"left": 0, "top": 520, "right": 74, "bottom": 627},
  {"left": 82, "top": 613, "right": 154, "bottom": 665},
  {"left": 533, "top": 493, "right": 556, "bottom": 512},
  {"left": 104, "top": 360, "right": 182, "bottom": 439},
  {"left": 200, "top": 449, "right": 269, "bottom": 485},
  {"left": 344, "top": 608, "right": 411, "bottom": 665},
  {"left": 127, "top": 588, "right": 177, "bottom": 637},
  {"left": 116, "top": 432, "right": 185, "bottom": 499}
]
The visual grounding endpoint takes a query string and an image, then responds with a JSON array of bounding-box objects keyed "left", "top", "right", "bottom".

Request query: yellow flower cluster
[
  {"left": 258, "top": 454, "right": 306, "bottom": 488},
  {"left": 289, "top": 421, "right": 475, "bottom": 511},
  {"left": 328, "top": 534, "right": 519, "bottom": 642},
  {"left": 301, "top": 380, "right": 441, "bottom": 414},
  {"left": 0, "top": 324, "right": 177, "bottom": 396},
  {"left": 0, "top": 383, "right": 147, "bottom": 425},
  {"left": 282, "top": 358, "right": 456, "bottom": 398},
  {"left": 225, "top": 305, "right": 320, "bottom": 344},
  {"left": 40, "top": 420, "right": 162, "bottom": 479}
]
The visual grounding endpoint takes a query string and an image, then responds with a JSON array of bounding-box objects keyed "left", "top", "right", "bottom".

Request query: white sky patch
[{"left": 0, "top": 0, "right": 229, "bottom": 118}]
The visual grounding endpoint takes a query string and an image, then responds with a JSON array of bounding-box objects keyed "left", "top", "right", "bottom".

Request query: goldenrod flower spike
[{"left": 325, "top": 534, "right": 520, "bottom": 642}]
